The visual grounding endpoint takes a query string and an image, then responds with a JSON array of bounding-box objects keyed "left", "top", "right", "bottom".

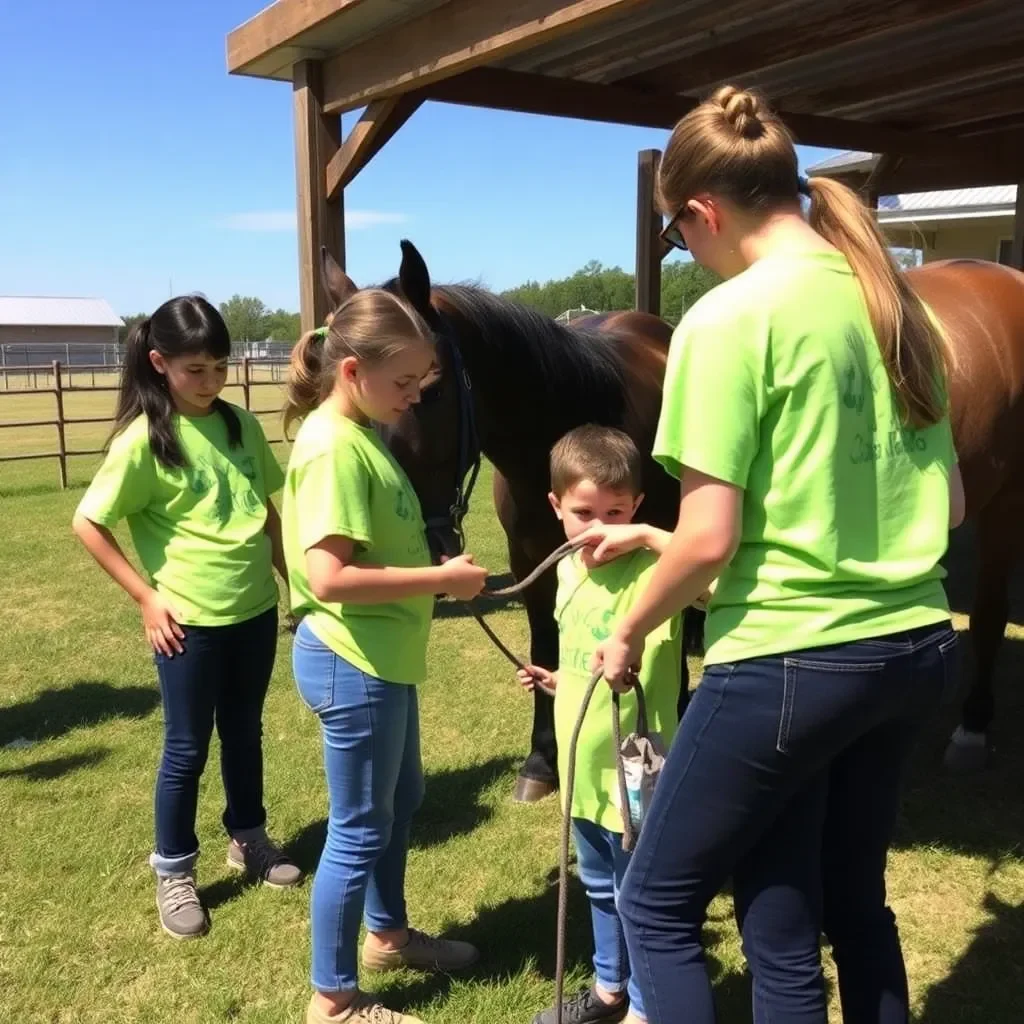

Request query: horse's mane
[{"left": 434, "top": 285, "right": 629, "bottom": 419}]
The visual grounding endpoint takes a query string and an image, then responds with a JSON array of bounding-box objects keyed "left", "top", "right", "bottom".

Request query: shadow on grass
[
  {"left": 284, "top": 756, "right": 521, "bottom": 875},
  {"left": 372, "top": 867, "right": 752, "bottom": 1018},
  {"left": 0, "top": 746, "right": 109, "bottom": 781},
  {"left": 199, "top": 873, "right": 249, "bottom": 912},
  {"left": 915, "top": 891, "right": 1024, "bottom": 1024},
  {"left": 0, "top": 681, "right": 159, "bottom": 746}
]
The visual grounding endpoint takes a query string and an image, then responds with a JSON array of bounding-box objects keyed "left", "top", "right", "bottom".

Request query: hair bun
[{"left": 714, "top": 86, "right": 764, "bottom": 140}]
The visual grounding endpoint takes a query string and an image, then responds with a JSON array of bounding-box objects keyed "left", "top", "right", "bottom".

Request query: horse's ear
[
  {"left": 320, "top": 246, "right": 358, "bottom": 309},
  {"left": 398, "top": 239, "right": 432, "bottom": 318}
]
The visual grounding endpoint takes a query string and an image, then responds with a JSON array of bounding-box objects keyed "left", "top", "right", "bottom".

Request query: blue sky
[{"left": 0, "top": 1, "right": 844, "bottom": 317}]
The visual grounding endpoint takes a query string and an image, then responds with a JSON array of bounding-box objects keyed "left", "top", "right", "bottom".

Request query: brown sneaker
[
  {"left": 306, "top": 991, "right": 426, "bottom": 1023},
  {"left": 361, "top": 928, "right": 479, "bottom": 973},
  {"left": 226, "top": 832, "right": 302, "bottom": 889}
]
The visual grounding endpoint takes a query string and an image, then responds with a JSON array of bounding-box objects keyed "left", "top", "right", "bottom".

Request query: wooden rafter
[
  {"left": 325, "top": 94, "right": 424, "bottom": 200},
  {"left": 423, "top": 67, "right": 1008, "bottom": 164},
  {"left": 321, "top": 0, "right": 646, "bottom": 114}
]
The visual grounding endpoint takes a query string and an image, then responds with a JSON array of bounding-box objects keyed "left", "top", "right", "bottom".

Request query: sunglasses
[{"left": 659, "top": 202, "right": 692, "bottom": 252}]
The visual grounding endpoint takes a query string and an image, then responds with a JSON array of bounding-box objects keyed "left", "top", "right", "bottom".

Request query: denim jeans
[
  {"left": 573, "top": 818, "right": 646, "bottom": 1020},
  {"left": 293, "top": 619, "right": 425, "bottom": 993},
  {"left": 618, "top": 622, "right": 958, "bottom": 1024},
  {"left": 150, "top": 606, "right": 278, "bottom": 875}
]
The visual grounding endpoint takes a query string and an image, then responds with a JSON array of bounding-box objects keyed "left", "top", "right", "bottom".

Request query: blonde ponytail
[
  {"left": 807, "top": 176, "right": 949, "bottom": 427},
  {"left": 283, "top": 288, "right": 433, "bottom": 435}
]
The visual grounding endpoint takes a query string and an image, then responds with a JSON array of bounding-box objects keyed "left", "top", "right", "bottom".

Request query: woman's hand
[
  {"left": 576, "top": 523, "right": 653, "bottom": 563},
  {"left": 591, "top": 627, "right": 644, "bottom": 693},
  {"left": 516, "top": 665, "right": 556, "bottom": 693},
  {"left": 140, "top": 589, "right": 186, "bottom": 656}
]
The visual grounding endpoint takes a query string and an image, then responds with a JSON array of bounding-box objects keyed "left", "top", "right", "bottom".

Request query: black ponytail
[{"left": 109, "top": 295, "right": 242, "bottom": 468}]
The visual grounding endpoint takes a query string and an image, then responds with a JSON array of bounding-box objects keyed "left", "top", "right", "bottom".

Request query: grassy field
[{"left": 1, "top": 382, "right": 1023, "bottom": 1023}]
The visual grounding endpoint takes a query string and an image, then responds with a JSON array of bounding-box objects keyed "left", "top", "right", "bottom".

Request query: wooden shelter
[{"left": 226, "top": 0, "right": 1024, "bottom": 331}]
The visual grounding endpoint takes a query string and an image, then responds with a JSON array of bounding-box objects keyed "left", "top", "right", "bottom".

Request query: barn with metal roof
[{"left": 0, "top": 296, "right": 123, "bottom": 348}]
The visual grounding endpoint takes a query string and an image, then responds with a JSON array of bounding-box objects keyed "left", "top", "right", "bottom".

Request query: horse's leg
[
  {"left": 944, "top": 504, "right": 1016, "bottom": 772},
  {"left": 507, "top": 540, "right": 559, "bottom": 802}
]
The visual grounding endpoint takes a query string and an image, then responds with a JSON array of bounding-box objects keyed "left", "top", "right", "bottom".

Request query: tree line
[{"left": 116, "top": 260, "right": 724, "bottom": 344}]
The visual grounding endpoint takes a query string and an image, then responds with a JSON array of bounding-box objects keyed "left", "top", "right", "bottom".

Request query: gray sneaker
[
  {"left": 155, "top": 873, "right": 209, "bottom": 940},
  {"left": 226, "top": 832, "right": 302, "bottom": 889}
]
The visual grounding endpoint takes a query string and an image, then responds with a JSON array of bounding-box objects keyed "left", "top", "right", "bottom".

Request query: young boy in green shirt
[{"left": 517, "top": 425, "right": 683, "bottom": 1024}]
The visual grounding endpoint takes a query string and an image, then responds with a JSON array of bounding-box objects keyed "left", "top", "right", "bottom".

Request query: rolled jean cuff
[{"left": 149, "top": 848, "right": 199, "bottom": 877}]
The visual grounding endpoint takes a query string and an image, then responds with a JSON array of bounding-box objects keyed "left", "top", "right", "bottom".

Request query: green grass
[{"left": 2, "top": 390, "right": 1024, "bottom": 1023}]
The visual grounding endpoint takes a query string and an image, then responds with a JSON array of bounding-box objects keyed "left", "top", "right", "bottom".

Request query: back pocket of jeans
[{"left": 778, "top": 656, "right": 886, "bottom": 755}]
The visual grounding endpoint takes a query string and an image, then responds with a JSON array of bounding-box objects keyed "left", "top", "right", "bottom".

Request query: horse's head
[{"left": 318, "top": 242, "right": 479, "bottom": 562}]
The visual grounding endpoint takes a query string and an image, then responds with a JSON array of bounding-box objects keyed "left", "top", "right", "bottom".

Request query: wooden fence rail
[{"left": 0, "top": 358, "right": 289, "bottom": 489}]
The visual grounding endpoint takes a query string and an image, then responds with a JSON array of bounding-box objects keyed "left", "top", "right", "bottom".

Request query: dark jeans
[
  {"left": 150, "top": 606, "right": 278, "bottom": 874},
  {"left": 618, "top": 622, "right": 958, "bottom": 1024}
]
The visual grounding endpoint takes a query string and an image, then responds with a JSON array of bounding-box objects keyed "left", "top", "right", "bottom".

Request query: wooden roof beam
[
  {"left": 423, "top": 67, "right": 998, "bottom": 162},
  {"left": 325, "top": 93, "right": 425, "bottom": 200},
  {"left": 321, "top": 0, "right": 647, "bottom": 114},
  {"left": 228, "top": 0, "right": 369, "bottom": 75}
]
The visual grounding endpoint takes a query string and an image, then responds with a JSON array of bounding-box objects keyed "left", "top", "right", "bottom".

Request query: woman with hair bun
[{"left": 591, "top": 86, "right": 964, "bottom": 1023}]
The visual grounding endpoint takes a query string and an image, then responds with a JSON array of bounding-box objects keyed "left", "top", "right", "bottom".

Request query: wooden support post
[
  {"left": 1012, "top": 180, "right": 1024, "bottom": 270},
  {"left": 294, "top": 60, "right": 344, "bottom": 335},
  {"left": 53, "top": 360, "right": 67, "bottom": 490},
  {"left": 635, "top": 149, "right": 662, "bottom": 316},
  {"left": 241, "top": 356, "right": 251, "bottom": 410}
]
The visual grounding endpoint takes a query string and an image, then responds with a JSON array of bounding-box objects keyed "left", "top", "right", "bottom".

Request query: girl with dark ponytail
[{"left": 73, "top": 295, "right": 301, "bottom": 941}]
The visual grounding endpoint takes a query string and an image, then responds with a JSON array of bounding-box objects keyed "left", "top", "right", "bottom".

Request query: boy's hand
[
  {"left": 577, "top": 523, "right": 650, "bottom": 563},
  {"left": 516, "top": 665, "right": 556, "bottom": 694}
]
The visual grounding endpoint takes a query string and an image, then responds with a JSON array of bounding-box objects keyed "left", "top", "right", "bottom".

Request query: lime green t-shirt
[
  {"left": 76, "top": 405, "right": 284, "bottom": 626},
  {"left": 282, "top": 406, "right": 433, "bottom": 685},
  {"left": 554, "top": 549, "right": 681, "bottom": 832},
  {"left": 653, "top": 250, "right": 954, "bottom": 666}
]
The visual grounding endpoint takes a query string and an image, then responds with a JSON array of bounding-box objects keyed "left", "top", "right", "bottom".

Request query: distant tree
[
  {"left": 219, "top": 295, "right": 270, "bottom": 343},
  {"left": 118, "top": 313, "right": 148, "bottom": 345},
  {"left": 264, "top": 309, "right": 302, "bottom": 341},
  {"left": 501, "top": 259, "right": 721, "bottom": 325}
]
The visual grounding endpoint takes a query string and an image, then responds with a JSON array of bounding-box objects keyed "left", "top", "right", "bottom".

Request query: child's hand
[
  {"left": 439, "top": 554, "right": 489, "bottom": 600},
  {"left": 140, "top": 589, "right": 186, "bottom": 656},
  {"left": 577, "top": 523, "right": 650, "bottom": 563},
  {"left": 517, "top": 665, "right": 556, "bottom": 693}
]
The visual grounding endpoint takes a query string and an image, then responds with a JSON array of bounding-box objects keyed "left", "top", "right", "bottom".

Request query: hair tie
[
  {"left": 797, "top": 175, "right": 812, "bottom": 197},
  {"left": 312, "top": 326, "right": 328, "bottom": 339}
]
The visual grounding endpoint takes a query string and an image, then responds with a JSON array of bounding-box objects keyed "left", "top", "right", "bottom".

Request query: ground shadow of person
[{"left": 0, "top": 681, "right": 159, "bottom": 746}]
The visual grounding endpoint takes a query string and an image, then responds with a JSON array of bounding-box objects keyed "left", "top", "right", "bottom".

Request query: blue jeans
[
  {"left": 150, "top": 606, "right": 278, "bottom": 875},
  {"left": 573, "top": 818, "right": 646, "bottom": 1020},
  {"left": 618, "top": 622, "right": 958, "bottom": 1024},
  {"left": 293, "top": 620, "right": 425, "bottom": 993}
]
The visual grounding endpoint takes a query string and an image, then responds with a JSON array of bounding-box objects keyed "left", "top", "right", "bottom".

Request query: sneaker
[
  {"left": 226, "top": 832, "right": 303, "bottom": 888},
  {"left": 531, "top": 986, "right": 627, "bottom": 1024},
  {"left": 306, "top": 991, "right": 426, "bottom": 1024},
  {"left": 361, "top": 928, "right": 479, "bottom": 973},
  {"left": 155, "top": 873, "right": 209, "bottom": 940}
]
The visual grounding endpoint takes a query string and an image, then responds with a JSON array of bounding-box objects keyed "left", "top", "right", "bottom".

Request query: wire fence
[
  {"left": 0, "top": 341, "right": 293, "bottom": 389},
  {"left": 0, "top": 357, "right": 289, "bottom": 489}
]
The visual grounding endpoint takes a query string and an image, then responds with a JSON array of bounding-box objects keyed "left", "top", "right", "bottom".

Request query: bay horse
[{"left": 318, "top": 241, "right": 1024, "bottom": 801}]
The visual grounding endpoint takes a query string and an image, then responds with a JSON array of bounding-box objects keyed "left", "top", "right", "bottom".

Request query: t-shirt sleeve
[
  {"left": 653, "top": 300, "right": 767, "bottom": 488},
  {"left": 252, "top": 415, "right": 285, "bottom": 495},
  {"left": 295, "top": 445, "right": 374, "bottom": 553},
  {"left": 75, "top": 427, "right": 156, "bottom": 527}
]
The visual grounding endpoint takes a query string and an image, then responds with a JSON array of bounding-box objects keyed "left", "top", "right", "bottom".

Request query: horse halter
[{"left": 421, "top": 317, "right": 481, "bottom": 559}]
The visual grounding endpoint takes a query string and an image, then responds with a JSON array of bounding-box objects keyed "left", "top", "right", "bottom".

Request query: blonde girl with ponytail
[
  {"left": 281, "top": 288, "right": 487, "bottom": 1024},
  {"left": 590, "top": 87, "right": 964, "bottom": 1023}
]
